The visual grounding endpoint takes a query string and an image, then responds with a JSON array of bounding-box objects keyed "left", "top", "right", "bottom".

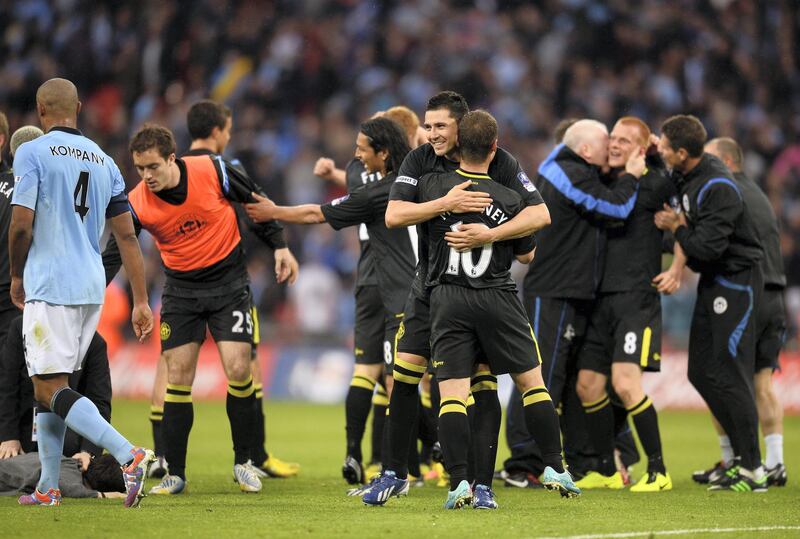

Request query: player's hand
[
  {"left": 10, "top": 277, "right": 24, "bottom": 310},
  {"left": 274, "top": 247, "right": 299, "bottom": 285},
  {"left": 625, "top": 145, "right": 646, "bottom": 178},
  {"left": 244, "top": 193, "right": 277, "bottom": 223},
  {"left": 654, "top": 203, "right": 685, "bottom": 233},
  {"left": 0, "top": 439, "right": 24, "bottom": 459},
  {"left": 445, "top": 223, "right": 493, "bottom": 252},
  {"left": 131, "top": 302, "right": 154, "bottom": 343},
  {"left": 313, "top": 158, "right": 336, "bottom": 180},
  {"left": 443, "top": 180, "right": 492, "bottom": 213},
  {"left": 72, "top": 451, "right": 92, "bottom": 472},
  {"left": 652, "top": 267, "right": 682, "bottom": 295}
]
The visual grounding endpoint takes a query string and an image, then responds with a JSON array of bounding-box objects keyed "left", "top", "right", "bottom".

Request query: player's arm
[
  {"left": 245, "top": 193, "right": 326, "bottom": 224},
  {"left": 513, "top": 233, "right": 537, "bottom": 264},
  {"left": 385, "top": 181, "right": 492, "bottom": 228},
  {"left": 107, "top": 197, "right": 153, "bottom": 342},
  {"left": 445, "top": 203, "right": 550, "bottom": 251},
  {"left": 8, "top": 143, "right": 40, "bottom": 309},
  {"left": 214, "top": 156, "right": 288, "bottom": 250},
  {"left": 314, "top": 157, "right": 346, "bottom": 187},
  {"left": 102, "top": 204, "right": 142, "bottom": 285},
  {"left": 8, "top": 206, "right": 34, "bottom": 310},
  {"left": 0, "top": 318, "right": 24, "bottom": 458},
  {"left": 656, "top": 185, "right": 740, "bottom": 262}
]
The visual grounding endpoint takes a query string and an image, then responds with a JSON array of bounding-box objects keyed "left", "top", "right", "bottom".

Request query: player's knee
[{"left": 576, "top": 374, "right": 603, "bottom": 403}]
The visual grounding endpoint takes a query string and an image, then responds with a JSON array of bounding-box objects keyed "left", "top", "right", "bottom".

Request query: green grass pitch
[{"left": 1, "top": 400, "right": 798, "bottom": 538}]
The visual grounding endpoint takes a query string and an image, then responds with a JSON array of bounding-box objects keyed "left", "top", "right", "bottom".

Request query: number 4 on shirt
[{"left": 74, "top": 171, "right": 90, "bottom": 221}]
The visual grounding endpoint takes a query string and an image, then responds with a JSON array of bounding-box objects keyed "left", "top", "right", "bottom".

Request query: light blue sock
[
  {"left": 36, "top": 412, "right": 66, "bottom": 493},
  {"left": 64, "top": 397, "right": 134, "bottom": 465}
]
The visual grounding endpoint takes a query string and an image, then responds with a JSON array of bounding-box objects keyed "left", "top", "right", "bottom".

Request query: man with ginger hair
[{"left": 574, "top": 116, "right": 683, "bottom": 492}]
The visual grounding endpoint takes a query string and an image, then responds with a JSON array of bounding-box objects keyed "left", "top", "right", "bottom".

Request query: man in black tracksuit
[
  {"left": 698, "top": 137, "right": 788, "bottom": 486},
  {"left": 655, "top": 115, "right": 765, "bottom": 492},
  {"left": 509, "top": 119, "right": 644, "bottom": 478}
]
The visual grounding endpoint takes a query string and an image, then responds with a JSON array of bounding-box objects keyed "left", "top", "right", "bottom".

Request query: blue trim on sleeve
[
  {"left": 533, "top": 297, "right": 541, "bottom": 339},
  {"left": 697, "top": 178, "right": 741, "bottom": 207},
  {"left": 215, "top": 155, "right": 230, "bottom": 194},
  {"left": 714, "top": 276, "right": 753, "bottom": 357},
  {"left": 128, "top": 202, "right": 140, "bottom": 225},
  {"left": 538, "top": 144, "right": 638, "bottom": 218}
]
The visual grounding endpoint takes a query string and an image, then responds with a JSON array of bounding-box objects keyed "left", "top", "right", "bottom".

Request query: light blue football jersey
[{"left": 11, "top": 127, "right": 125, "bottom": 305}]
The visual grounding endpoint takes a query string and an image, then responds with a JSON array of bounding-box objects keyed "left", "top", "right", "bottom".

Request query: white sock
[
  {"left": 719, "top": 435, "right": 734, "bottom": 464},
  {"left": 764, "top": 434, "right": 783, "bottom": 468}
]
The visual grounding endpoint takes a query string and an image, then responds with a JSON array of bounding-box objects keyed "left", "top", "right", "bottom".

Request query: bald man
[
  {"left": 9, "top": 78, "right": 155, "bottom": 507},
  {"left": 698, "top": 137, "right": 787, "bottom": 487},
  {"left": 517, "top": 119, "right": 645, "bottom": 479}
]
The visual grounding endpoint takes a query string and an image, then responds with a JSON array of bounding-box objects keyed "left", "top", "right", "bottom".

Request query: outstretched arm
[
  {"left": 109, "top": 212, "right": 153, "bottom": 342},
  {"left": 244, "top": 193, "right": 326, "bottom": 224}
]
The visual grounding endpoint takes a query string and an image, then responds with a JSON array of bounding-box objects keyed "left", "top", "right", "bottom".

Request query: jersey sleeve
[
  {"left": 675, "top": 182, "right": 741, "bottom": 262},
  {"left": 495, "top": 150, "right": 545, "bottom": 207},
  {"left": 390, "top": 147, "right": 426, "bottom": 202},
  {"left": 320, "top": 187, "right": 374, "bottom": 230},
  {"left": 512, "top": 234, "right": 536, "bottom": 255},
  {"left": 213, "top": 156, "right": 287, "bottom": 250},
  {"left": 10, "top": 143, "right": 40, "bottom": 210},
  {"left": 638, "top": 170, "right": 676, "bottom": 212},
  {"left": 105, "top": 160, "right": 131, "bottom": 218}
]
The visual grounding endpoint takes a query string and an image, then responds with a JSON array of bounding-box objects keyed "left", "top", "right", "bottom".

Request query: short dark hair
[
  {"left": 425, "top": 91, "right": 469, "bottom": 122},
  {"left": 458, "top": 110, "right": 498, "bottom": 164},
  {"left": 553, "top": 118, "right": 578, "bottom": 144},
  {"left": 661, "top": 115, "right": 707, "bottom": 158},
  {"left": 359, "top": 117, "right": 411, "bottom": 174},
  {"left": 84, "top": 454, "right": 125, "bottom": 493},
  {"left": 129, "top": 125, "right": 177, "bottom": 159},
  {"left": 187, "top": 100, "right": 231, "bottom": 140}
]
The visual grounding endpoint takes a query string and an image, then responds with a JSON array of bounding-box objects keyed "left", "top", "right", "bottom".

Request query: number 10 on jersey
[{"left": 446, "top": 222, "right": 492, "bottom": 278}]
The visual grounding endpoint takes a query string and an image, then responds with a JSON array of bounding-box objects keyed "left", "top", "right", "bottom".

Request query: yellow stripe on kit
[
  {"left": 228, "top": 375, "right": 254, "bottom": 398},
  {"left": 627, "top": 396, "right": 653, "bottom": 417},
  {"left": 640, "top": 327, "right": 652, "bottom": 368},
  {"left": 523, "top": 390, "right": 552, "bottom": 407},
  {"left": 350, "top": 375, "right": 377, "bottom": 391},
  {"left": 439, "top": 397, "right": 468, "bottom": 416},
  {"left": 165, "top": 393, "right": 192, "bottom": 403},
  {"left": 395, "top": 358, "right": 427, "bottom": 374}
]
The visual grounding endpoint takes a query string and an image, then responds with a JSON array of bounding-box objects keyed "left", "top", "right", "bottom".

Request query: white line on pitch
[{"left": 536, "top": 525, "right": 800, "bottom": 539}]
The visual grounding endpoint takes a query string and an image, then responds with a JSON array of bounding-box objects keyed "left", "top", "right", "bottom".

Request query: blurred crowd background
[{"left": 1, "top": 0, "right": 799, "bottom": 351}]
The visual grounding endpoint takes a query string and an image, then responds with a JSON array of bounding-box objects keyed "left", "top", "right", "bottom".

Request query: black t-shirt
[
  {"left": 345, "top": 159, "right": 381, "bottom": 288},
  {"left": 419, "top": 169, "right": 534, "bottom": 291},
  {"left": 390, "top": 144, "right": 543, "bottom": 296},
  {"left": 600, "top": 165, "right": 677, "bottom": 293},
  {"left": 321, "top": 172, "right": 416, "bottom": 315},
  {"left": 0, "top": 161, "right": 13, "bottom": 310}
]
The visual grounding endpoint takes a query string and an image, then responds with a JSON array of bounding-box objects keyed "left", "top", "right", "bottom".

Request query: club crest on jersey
[
  {"left": 518, "top": 171, "right": 536, "bottom": 192},
  {"left": 160, "top": 322, "right": 172, "bottom": 340},
  {"left": 331, "top": 194, "right": 349, "bottom": 206},
  {"left": 176, "top": 213, "right": 207, "bottom": 237},
  {"left": 564, "top": 323, "right": 576, "bottom": 341},
  {"left": 713, "top": 296, "right": 728, "bottom": 315},
  {"left": 682, "top": 194, "right": 690, "bottom": 216}
]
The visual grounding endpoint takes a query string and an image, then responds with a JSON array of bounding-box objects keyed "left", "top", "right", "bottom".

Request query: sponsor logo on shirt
[
  {"left": 396, "top": 175, "right": 418, "bottom": 186},
  {"left": 331, "top": 195, "right": 350, "bottom": 206},
  {"left": 518, "top": 171, "right": 536, "bottom": 192}
]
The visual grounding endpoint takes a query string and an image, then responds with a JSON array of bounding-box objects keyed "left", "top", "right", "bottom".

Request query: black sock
[
  {"left": 522, "top": 385, "right": 564, "bottom": 473},
  {"left": 370, "top": 381, "right": 388, "bottom": 465},
  {"left": 251, "top": 383, "right": 268, "bottom": 465},
  {"left": 471, "top": 371, "right": 501, "bottom": 487},
  {"left": 439, "top": 396, "right": 470, "bottom": 490},
  {"left": 227, "top": 375, "right": 256, "bottom": 465},
  {"left": 345, "top": 374, "right": 377, "bottom": 463},
  {"left": 407, "top": 409, "right": 421, "bottom": 478},
  {"left": 581, "top": 393, "right": 616, "bottom": 476},
  {"left": 387, "top": 359, "right": 425, "bottom": 478},
  {"left": 149, "top": 405, "right": 164, "bottom": 457},
  {"left": 628, "top": 396, "right": 665, "bottom": 474},
  {"left": 466, "top": 394, "right": 475, "bottom": 483},
  {"left": 164, "top": 384, "right": 194, "bottom": 480}
]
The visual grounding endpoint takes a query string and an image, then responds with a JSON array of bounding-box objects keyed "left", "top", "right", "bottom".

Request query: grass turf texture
[{"left": 1, "top": 400, "right": 798, "bottom": 538}]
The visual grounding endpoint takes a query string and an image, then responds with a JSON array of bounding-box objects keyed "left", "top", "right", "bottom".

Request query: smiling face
[
  {"left": 423, "top": 108, "right": 459, "bottom": 157},
  {"left": 608, "top": 122, "right": 642, "bottom": 168},
  {"left": 354, "top": 132, "right": 386, "bottom": 175},
  {"left": 132, "top": 148, "right": 177, "bottom": 192}
]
